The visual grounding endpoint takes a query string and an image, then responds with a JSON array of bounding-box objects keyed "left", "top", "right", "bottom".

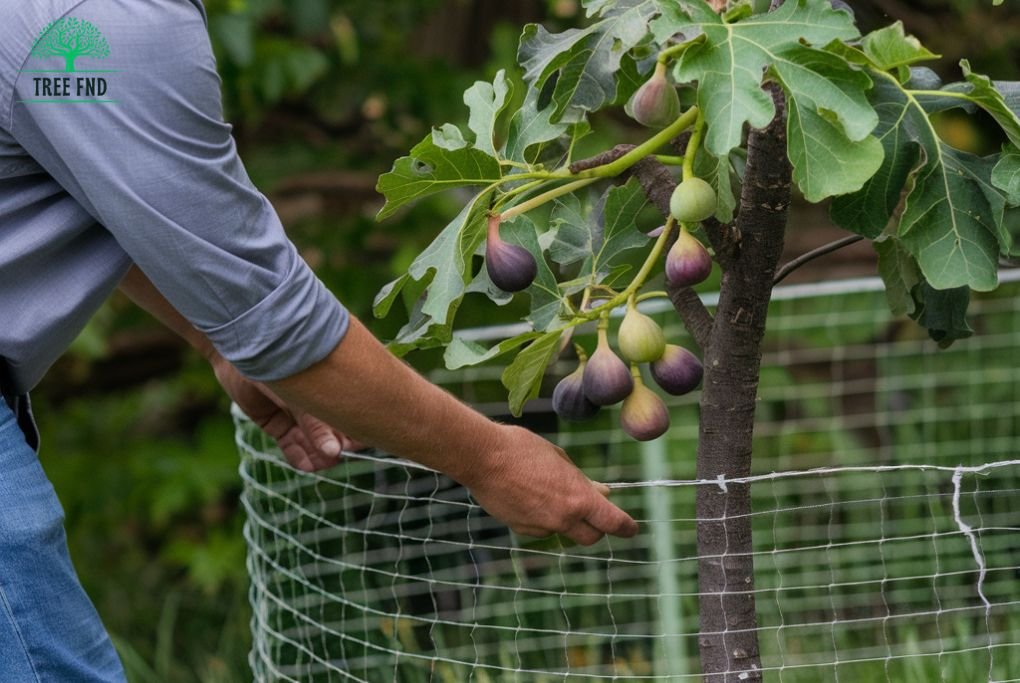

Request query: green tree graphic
[{"left": 32, "top": 18, "right": 110, "bottom": 72}]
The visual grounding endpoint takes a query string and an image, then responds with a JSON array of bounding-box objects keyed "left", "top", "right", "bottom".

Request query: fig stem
[
  {"left": 493, "top": 179, "right": 546, "bottom": 211},
  {"left": 629, "top": 363, "right": 643, "bottom": 381},
  {"left": 635, "top": 290, "right": 668, "bottom": 303},
  {"left": 654, "top": 154, "right": 685, "bottom": 166},
  {"left": 657, "top": 38, "right": 698, "bottom": 65},
  {"left": 573, "top": 343, "right": 589, "bottom": 363},
  {"left": 499, "top": 178, "right": 600, "bottom": 221},
  {"left": 498, "top": 107, "right": 698, "bottom": 191},
  {"left": 683, "top": 110, "right": 705, "bottom": 182}
]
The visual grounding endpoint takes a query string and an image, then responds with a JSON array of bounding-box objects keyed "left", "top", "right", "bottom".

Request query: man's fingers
[
  {"left": 585, "top": 495, "right": 639, "bottom": 538},
  {"left": 592, "top": 481, "right": 611, "bottom": 497},
  {"left": 298, "top": 413, "right": 342, "bottom": 459},
  {"left": 256, "top": 409, "right": 298, "bottom": 443},
  {"left": 562, "top": 520, "right": 604, "bottom": 547}
]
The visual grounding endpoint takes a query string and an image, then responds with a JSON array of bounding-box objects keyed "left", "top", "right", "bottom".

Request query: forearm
[
  {"left": 118, "top": 264, "right": 216, "bottom": 360},
  {"left": 268, "top": 318, "right": 505, "bottom": 484}
]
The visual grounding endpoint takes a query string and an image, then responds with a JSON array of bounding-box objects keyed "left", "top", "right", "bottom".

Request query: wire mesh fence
[{"left": 234, "top": 274, "right": 1020, "bottom": 682}]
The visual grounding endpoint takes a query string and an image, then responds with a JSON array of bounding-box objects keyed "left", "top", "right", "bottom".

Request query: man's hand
[
  {"left": 211, "top": 355, "right": 362, "bottom": 472},
  {"left": 461, "top": 425, "right": 639, "bottom": 546}
]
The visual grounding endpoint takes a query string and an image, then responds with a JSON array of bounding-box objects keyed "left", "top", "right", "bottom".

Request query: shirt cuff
[{"left": 201, "top": 251, "right": 349, "bottom": 381}]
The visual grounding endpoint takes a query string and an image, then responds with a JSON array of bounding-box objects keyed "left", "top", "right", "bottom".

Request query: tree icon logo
[{"left": 31, "top": 17, "right": 110, "bottom": 73}]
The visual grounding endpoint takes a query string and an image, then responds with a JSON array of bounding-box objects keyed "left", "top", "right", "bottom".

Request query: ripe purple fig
[
  {"left": 485, "top": 216, "right": 537, "bottom": 292},
  {"left": 669, "top": 177, "right": 717, "bottom": 224},
  {"left": 617, "top": 303, "right": 666, "bottom": 363},
  {"left": 625, "top": 63, "right": 681, "bottom": 128},
  {"left": 620, "top": 373, "right": 670, "bottom": 441},
  {"left": 582, "top": 327, "right": 634, "bottom": 406},
  {"left": 665, "top": 229, "right": 712, "bottom": 288},
  {"left": 552, "top": 356, "right": 600, "bottom": 422},
  {"left": 651, "top": 344, "right": 703, "bottom": 396}
]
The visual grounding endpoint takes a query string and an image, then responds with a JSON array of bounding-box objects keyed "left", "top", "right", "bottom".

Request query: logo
[{"left": 22, "top": 18, "right": 117, "bottom": 105}]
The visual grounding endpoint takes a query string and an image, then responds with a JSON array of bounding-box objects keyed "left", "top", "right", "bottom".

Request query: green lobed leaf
[
  {"left": 503, "top": 88, "right": 570, "bottom": 163},
  {"left": 548, "top": 193, "right": 592, "bottom": 267},
  {"left": 432, "top": 123, "right": 469, "bottom": 150},
  {"left": 502, "top": 331, "right": 564, "bottom": 417},
  {"left": 909, "top": 282, "right": 973, "bottom": 348},
  {"left": 771, "top": 44, "right": 884, "bottom": 201},
  {"left": 518, "top": 1, "right": 657, "bottom": 122},
  {"left": 589, "top": 177, "right": 651, "bottom": 276},
  {"left": 656, "top": 0, "right": 860, "bottom": 156},
  {"left": 374, "top": 190, "right": 495, "bottom": 354},
  {"left": 548, "top": 178, "right": 650, "bottom": 282},
  {"left": 860, "top": 22, "right": 939, "bottom": 72},
  {"left": 465, "top": 70, "right": 513, "bottom": 157},
  {"left": 443, "top": 331, "right": 543, "bottom": 370},
  {"left": 832, "top": 77, "right": 1009, "bottom": 290},
  {"left": 992, "top": 145, "right": 1020, "bottom": 206},
  {"left": 874, "top": 237, "right": 921, "bottom": 316},
  {"left": 957, "top": 62, "right": 1020, "bottom": 149},
  {"left": 376, "top": 133, "right": 501, "bottom": 220}
]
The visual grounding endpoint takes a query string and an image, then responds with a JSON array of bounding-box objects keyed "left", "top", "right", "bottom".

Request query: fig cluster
[{"left": 550, "top": 311, "right": 704, "bottom": 442}]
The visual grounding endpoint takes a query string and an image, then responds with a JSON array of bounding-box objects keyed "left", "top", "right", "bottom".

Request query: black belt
[{"left": 0, "top": 359, "right": 40, "bottom": 452}]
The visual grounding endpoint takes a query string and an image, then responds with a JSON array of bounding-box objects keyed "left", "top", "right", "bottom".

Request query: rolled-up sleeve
[{"left": 9, "top": 0, "right": 348, "bottom": 380}]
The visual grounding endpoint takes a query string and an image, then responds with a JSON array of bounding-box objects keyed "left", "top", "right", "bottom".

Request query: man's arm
[
  {"left": 120, "top": 266, "right": 637, "bottom": 545},
  {"left": 267, "top": 319, "right": 639, "bottom": 545},
  {"left": 118, "top": 265, "right": 353, "bottom": 472}
]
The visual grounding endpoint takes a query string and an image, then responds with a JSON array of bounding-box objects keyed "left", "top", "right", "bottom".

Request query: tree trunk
[
  {"left": 692, "top": 90, "right": 791, "bottom": 681},
  {"left": 65, "top": 55, "right": 76, "bottom": 72}
]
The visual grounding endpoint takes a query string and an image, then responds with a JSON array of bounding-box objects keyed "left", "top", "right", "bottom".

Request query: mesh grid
[{"left": 235, "top": 277, "right": 1020, "bottom": 682}]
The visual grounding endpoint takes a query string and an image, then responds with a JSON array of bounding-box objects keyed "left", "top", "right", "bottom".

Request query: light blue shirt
[{"left": 0, "top": 0, "right": 349, "bottom": 394}]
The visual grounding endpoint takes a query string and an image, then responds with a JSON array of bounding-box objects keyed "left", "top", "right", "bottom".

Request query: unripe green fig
[
  {"left": 485, "top": 217, "right": 537, "bottom": 292},
  {"left": 620, "top": 373, "right": 670, "bottom": 441},
  {"left": 552, "top": 357, "right": 600, "bottom": 422},
  {"left": 617, "top": 304, "right": 666, "bottom": 363},
  {"left": 669, "top": 177, "right": 717, "bottom": 224},
  {"left": 625, "top": 63, "right": 680, "bottom": 128},
  {"left": 582, "top": 328, "right": 634, "bottom": 406},
  {"left": 665, "top": 229, "right": 712, "bottom": 287},
  {"left": 651, "top": 344, "right": 703, "bottom": 396}
]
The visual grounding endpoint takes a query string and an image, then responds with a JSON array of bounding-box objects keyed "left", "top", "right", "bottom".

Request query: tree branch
[
  {"left": 568, "top": 143, "right": 634, "bottom": 174},
  {"left": 668, "top": 286, "right": 713, "bottom": 350},
  {"left": 772, "top": 235, "right": 864, "bottom": 285}
]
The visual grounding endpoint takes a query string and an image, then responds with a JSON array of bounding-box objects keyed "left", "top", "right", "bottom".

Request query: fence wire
[{"left": 235, "top": 275, "right": 1020, "bottom": 682}]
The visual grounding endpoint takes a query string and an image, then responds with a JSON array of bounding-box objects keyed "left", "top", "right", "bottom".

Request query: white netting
[{"left": 234, "top": 275, "right": 1020, "bottom": 682}]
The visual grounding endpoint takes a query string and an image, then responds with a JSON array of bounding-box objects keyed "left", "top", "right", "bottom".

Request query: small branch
[
  {"left": 772, "top": 235, "right": 864, "bottom": 285},
  {"left": 667, "top": 286, "right": 713, "bottom": 351},
  {"left": 569, "top": 144, "right": 634, "bottom": 174}
]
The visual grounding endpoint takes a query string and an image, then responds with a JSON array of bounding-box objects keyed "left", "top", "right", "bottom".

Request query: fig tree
[
  {"left": 665, "top": 229, "right": 712, "bottom": 287},
  {"left": 620, "top": 371, "right": 670, "bottom": 441},
  {"left": 625, "top": 62, "right": 680, "bottom": 128},
  {"left": 651, "top": 344, "right": 703, "bottom": 396},
  {"left": 552, "top": 355, "right": 600, "bottom": 422},
  {"left": 618, "top": 303, "right": 666, "bottom": 363},
  {"left": 582, "top": 327, "right": 634, "bottom": 406},
  {"left": 669, "top": 177, "right": 717, "bottom": 224},
  {"left": 485, "top": 216, "right": 537, "bottom": 292}
]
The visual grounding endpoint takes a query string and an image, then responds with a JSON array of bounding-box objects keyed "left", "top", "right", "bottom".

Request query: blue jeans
[{"left": 0, "top": 400, "right": 126, "bottom": 682}]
